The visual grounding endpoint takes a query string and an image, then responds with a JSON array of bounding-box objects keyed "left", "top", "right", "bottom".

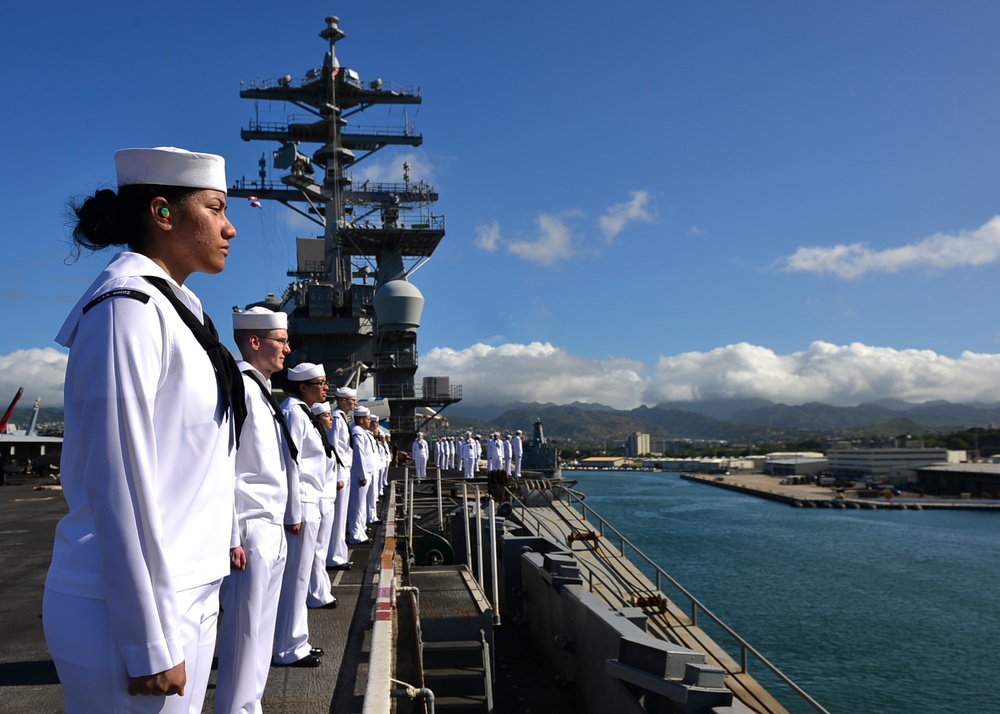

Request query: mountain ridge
[{"left": 445, "top": 398, "right": 1000, "bottom": 442}]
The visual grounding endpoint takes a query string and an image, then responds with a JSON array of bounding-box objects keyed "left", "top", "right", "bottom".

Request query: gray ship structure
[
  {"left": 231, "top": 16, "right": 828, "bottom": 714},
  {"left": 520, "top": 418, "right": 561, "bottom": 477},
  {"left": 230, "top": 16, "right": 459, "bottom": 444}
]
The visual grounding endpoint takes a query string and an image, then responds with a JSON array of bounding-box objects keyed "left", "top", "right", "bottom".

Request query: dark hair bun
[{"left": 73, "top": 189, "right": 127, "bottom": 249}]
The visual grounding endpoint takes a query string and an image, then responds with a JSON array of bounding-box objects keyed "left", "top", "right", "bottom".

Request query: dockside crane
[{"left": 0, "top": 387, "right": 24, "bottom": 432}]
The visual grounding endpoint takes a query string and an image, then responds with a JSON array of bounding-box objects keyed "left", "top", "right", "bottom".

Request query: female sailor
[{"left": 44, "top": 146, "right": 240, "bottom": 713}]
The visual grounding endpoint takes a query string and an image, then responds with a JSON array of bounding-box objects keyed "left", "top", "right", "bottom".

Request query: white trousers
[
  {"left": 272, "top": 500, "right": 319, "bottom": 664},
  {"left": 367, "top": 470, "right": 380, "bottom": 524},
  {"left": 326, "top": 473, "right": 351, "bottom": 566},
  {"left": 44, "top": 580, "right": 221, "bottom": 714},
  {"left": 348, "top": 476, "right": 371, "bottom": 543},
  {"left": 307, "top": 495, "right": 336, "bottom": 607},
  {"left": 215, "top": 520, "right": 286, "bottom": 714}
]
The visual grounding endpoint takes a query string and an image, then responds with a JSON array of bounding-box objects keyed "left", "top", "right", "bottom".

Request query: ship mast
[{"left": 231, "top": 15, "right": 460, "bottom": 446}]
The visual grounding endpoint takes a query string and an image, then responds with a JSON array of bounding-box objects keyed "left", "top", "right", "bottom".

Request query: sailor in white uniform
[
  {"left": 368, "top": 426, "right": 388, "bottom": 524},
  {"left": 513, "top": 430, "right": 524, "bottom": 478},
  {"left": 43, "top": 146, "right": 240, "bottom": 713},
  {"left": 215, "top": 307, "right": 301, "bottom": 714},
  {"left": 326, "top": 386, "right": 357, "bottom": 569},
  {"left": 461, "top": 432, "right": 476, "bottom": 479},
  {"left": 441, "top": 437, "right": 450, "bottom": 471},
  {"left": 503, "top": 434, "right": 513, "bottom": 476},
  {"left": 486, "top": 433, "right": 499, "bottom": 471},
  {"left": 413, "top": 432, "right": 429, "bottom": 479},
  {"left": 348, "top": 406, "right": 376, "bottom": 544},
  {"left": 273, "top": 363, "right": 331, "bottom": 667},
  {"left": 306, "top": 401, "right": 339, "bottom": 610}
]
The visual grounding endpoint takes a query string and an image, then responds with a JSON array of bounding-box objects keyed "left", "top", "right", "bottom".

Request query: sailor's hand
[
  {"left": 338, "top": 480, "right": 345, "bottom": 489},
  {"left": 285, "top": 521, "right": 303, "bottom": 535},
  {"left": 230, "top": 546, "right": 247, "bottom": 570},
  {"left": 128, "top": 661, "right": 186, "bottom": 696}
]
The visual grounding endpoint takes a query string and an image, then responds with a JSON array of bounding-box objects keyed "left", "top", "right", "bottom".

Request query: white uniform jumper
[
  {"left": 367, "top": 434, "right": 386, "bottom": 525},
  {"left": 326, "top": 409, "right": 354, "bottom": 567},
  {"left": 413, "top": 436, "right": 429, "bottom": 479},
  {"left": 272, "top": 396, "right": 326, "bottom": 663},
  {"left": 44, "top": 252, "right": 236, "bottom": 714},
  {"left": 348, "top": 424, "right": 376, "bottom": 543},
  {"left": 307, "top": 416, "right": 337, "bottom": 609},
  {"left": 487, "top": 437, "right": 501, "bottom": 471},
  {"left": 461, "top": 437, "right": 476, "bottom": 479},
  {"left": 215, "top": 363, "right": 300, "bottom": 714}
]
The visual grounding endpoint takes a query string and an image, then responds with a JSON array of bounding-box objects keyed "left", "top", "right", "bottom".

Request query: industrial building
[
  {"left": 915, "top": 463, "right": 1000, "bottom": 497},
  {"left": 827, "top": 448, "right": 964, "bottom": 480}
]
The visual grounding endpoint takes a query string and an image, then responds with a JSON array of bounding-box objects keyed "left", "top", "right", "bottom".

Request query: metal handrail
[{"left": 533, "top": 485, "right": 830, "bottom": 714}]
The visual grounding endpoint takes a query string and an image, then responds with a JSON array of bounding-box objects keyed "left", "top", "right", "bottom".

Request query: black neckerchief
[
  {"left": 297, "top": 403, "right": 339, "bottom": 465},
  {"left": 143, "top": 276, "right": 246, "bottom": 446},
  {"left": 242, "top": 370, "right": 298, "bottom": 462},
  {"left": 336, "top": 410, "right": 355, "bottom": 448}
]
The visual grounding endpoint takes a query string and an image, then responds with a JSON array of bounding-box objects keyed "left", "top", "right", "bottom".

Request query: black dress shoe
[
  {"left": 278, "top": 654, "right": 321, "bottom": 668},
  {"left": 310, "top": 647, "right": 324, "bottom": 657},
  {"left": 317, "top": 597, "right": 338, "bottom": 609},
  {"left": 327, "top": 561, "right": 352, "bottom": 571}
]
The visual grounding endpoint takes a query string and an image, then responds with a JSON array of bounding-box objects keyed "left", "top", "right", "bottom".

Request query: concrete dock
[{"left": 681, "top": 472, "right": 1000, "bottom": 510}]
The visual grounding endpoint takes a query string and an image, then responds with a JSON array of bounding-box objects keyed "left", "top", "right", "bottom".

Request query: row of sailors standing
[
  {"left": 414, "top": 431, "right": 524, "bottom": 479},
  {"left": 218, "top": 309, "right": 392, "bottom": 712}
]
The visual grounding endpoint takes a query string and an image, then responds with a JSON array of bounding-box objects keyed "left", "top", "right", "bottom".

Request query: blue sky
[{"left": 5, "top": 1, "right": 1000, "bottom": 412}]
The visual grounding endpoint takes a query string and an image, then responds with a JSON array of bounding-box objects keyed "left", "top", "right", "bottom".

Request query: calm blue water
[{"left": 566, "top": 470, "right": 1000, "bottom": 714}]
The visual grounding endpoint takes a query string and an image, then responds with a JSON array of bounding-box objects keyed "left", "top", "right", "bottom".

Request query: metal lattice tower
[{"left": 231, "top": 15, "right": 460, "bottom": 444}]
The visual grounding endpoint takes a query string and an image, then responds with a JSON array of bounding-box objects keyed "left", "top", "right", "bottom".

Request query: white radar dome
[{"left": 372, "top": 280, "right": 424, "bottom": 332}]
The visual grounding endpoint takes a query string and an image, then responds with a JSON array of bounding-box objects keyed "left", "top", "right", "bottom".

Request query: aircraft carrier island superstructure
[{"left": 230, "top": 15, "right": 459, "bottom": 446}]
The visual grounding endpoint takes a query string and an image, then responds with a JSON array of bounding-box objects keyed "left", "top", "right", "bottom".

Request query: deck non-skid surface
[{"left": 0, "top": 477, "right": 382, "bottom": 713}]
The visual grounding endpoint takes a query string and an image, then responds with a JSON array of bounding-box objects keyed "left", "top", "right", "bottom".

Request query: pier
[{"left": 681, "top": 472, "right": 1000, "bottom": 510}]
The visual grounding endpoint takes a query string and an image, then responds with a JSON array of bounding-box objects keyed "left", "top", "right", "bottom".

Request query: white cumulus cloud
[
  {"left": 422, "top": 340, "right": 1000, "bottom": 410},
  {"left": 599, "top": 190, "right": 653, "bottom": 241},
  {"left": 419, "top": 342, "right": 647, "bottom": 409},
  {"left": 644, "top": 341, "right": 1000, "bottom": 407},
  {"left": 506, "top": 213, "right": 576, "bottom": 266},
  {"left": 16, "top": 341, "right": 1000, "bottom": 413},
  {"left": 776, "top": 216, "right": 1000, "bottom": 279},
  {"left": 474, "top": 221, "right": 501, "bottom": 252},
  {"left": 0, "top": 347, "right": 67, "bottom": 410},
  {"left": 476, "top": 191, "right": 653, "bottom": 264}
]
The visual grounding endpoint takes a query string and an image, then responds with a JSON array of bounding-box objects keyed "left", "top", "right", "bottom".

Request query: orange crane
[{"left": 0, "top": 387, "right": 24, "bottom": 432}]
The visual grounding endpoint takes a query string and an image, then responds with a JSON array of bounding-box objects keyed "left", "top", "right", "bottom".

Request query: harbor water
[{"left": 566, "top": 469, "right": 1000, "bottom": 714}]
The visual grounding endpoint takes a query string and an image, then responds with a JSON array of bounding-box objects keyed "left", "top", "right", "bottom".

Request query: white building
[
  {"left": 625, "top": 432, "right": 650, "bottom": 456},
  {"left": 827, "top": 448, "right": 965, "bottom": 480}
]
